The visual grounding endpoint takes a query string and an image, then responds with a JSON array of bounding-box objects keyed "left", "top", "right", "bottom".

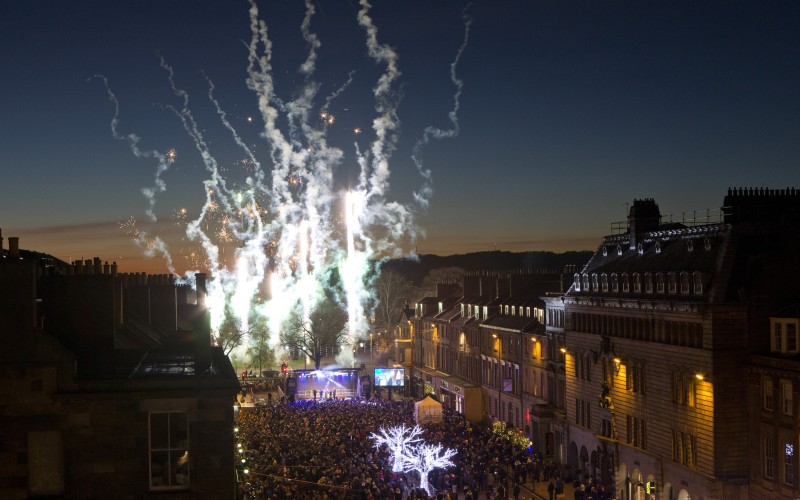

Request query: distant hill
[{"left": 382, "top": 250, "right": 593, "bottom": 285}]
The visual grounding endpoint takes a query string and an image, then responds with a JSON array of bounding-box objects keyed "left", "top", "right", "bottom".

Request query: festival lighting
[
  {"left": 401, "top": 442, "right": 457, "bottom": 497},
  {"left": 369, "top": 424, "right": 424, "bottom": 472}
]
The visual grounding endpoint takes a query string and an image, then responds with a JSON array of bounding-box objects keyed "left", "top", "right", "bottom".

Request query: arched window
[
  {"left": 680, "top": 272, "right": 690, "bottom": 294},
  {"left": 645, "top": 273, "right": 653, "bottom": 293},
  {"left": 692, "top": 271, "right": 703, "bottom": 294},
  {"left": 656, "top": 273, "right": 665, "bottom": 293},
  {"left": 574, "top": 273, "right": 581, "bottom": 291},
  {"left": 582, "top": 273, "right": 590, "bottom": 291},
  {"left": 601, "top": 273, "right": 609, "bottom": 292},
  {"left": 622, "top": 273, "right": 629, "bottom": 293},
  {"left": 655, "top": 241, "right": 662, "bottom": 254},
  {"left": 633, "top": 273, "right": 641, "bottom": 293},
  {"left": 668, "top": 272, "right": 677, "bottom": 293},
  {"left": 617, "top": 245, "right": 623, "bottom": 256},
  {"left": 592, "top": 273, "right": 599, "bottom": 292},
  {"left": 611, "top": 273, "right": 619, "bottom": 293}
]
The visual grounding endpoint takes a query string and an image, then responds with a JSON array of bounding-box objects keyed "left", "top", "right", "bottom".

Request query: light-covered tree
[
  {"left": 402, "top": 442, "right": 457, "bottom": 496},
  {"left": 369, "top": 424, "right": 424, "bottom": 472},
  {"left": 212, "top": 313, "right": 245, "bottom": 356}
]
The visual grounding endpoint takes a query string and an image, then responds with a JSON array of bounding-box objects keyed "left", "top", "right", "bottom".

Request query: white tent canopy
[{"left": 414, "top": 395, "right": 443, "bottom": 425}]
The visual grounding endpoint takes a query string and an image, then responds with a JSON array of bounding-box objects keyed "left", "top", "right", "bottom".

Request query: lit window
[
  {"left": 574, "top": 274, "right": 581, "bottom": 291},
  {"left": 611, "top": 273, "right": 619, "bottom": 292},
  {"left": 786, "top": 443, "right": 795, "bottom": 486},
  {"left": 150, "top": 412, "right": 190, "bottom": 490},
  {"left": 592, "top": 273, "right": 599, "bottom": 292}
]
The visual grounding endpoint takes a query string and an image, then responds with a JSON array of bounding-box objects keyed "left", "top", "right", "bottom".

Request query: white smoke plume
[{"left": 98, "top": 1, "right": 472, "bottom": 365}]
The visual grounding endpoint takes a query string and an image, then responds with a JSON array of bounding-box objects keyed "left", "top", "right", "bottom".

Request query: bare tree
[
  {"left": 212, "top": 314, "right": 245, "bottom": 356},
  {"left": 374, "top": 268, "right": 415, "bottom": 336},
  {"left": 280, "top": 298, "right": 348, "bottom": 370}
]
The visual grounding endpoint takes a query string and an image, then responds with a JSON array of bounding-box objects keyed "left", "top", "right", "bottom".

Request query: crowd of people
[{"left": 235, "top": 398, "right": 543, "bottom": 499}]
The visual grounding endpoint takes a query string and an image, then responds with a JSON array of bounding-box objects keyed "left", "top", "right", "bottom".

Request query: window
[
  {"left": 782, "top": 380, "right": 793, "bottom": 415},
  {"left": 622, "top": 273, "right": 629, "bottom": 293},
  {"left": 789, "top": 324, "right": 798, "bottom": 352},
  {"left": 574, "top": 274, "right": 581, "bottom": 291},
  {"left": 150, "top": 412, "right": 189, "bottom": 490},
  {"left": 680, "top": 272, "right": 690, "bottom": 294},
  {"left": 576, "top": 399, "right": 591, "bottom": 428},
  {"left": 786, "top": 443, "right": 795, "bottom": 486},
  {"left": 645, "top": 273, "right": 653, "bottom": 293},
  {"left": 668, "top": 272, "right": 677, "bottom": 293},
  {"left": 673, "top": 430, "right": 696, "bottom": 466},
  {"left": 774, "top": 323, "right": 783, "bottom": 352},
  {"left": 627, "top": 415, "right": 646, "bottom": 449},
  {"left": 601, "top": 273, "right": 608, "bottom": 292},
  {"left": 656, "top": 273, "right": 665, "bottom": 293},
  {"left": 693, "top": 271, "right": 703, "bottom": 294},
  {"left": 673, "top": 371, "right": 695, "bottom": 407},
  {"left": 611, "top": 273, "right": 619, "bottom": 292},
  {"left": 766, "top": 436, "right": 775, "bottom": 479},
  {"left": 592, "top": 273, "right": 599, "bottom": 292},
  {"left": 633, "top": 273, "right": 641, "bottom": 293},
  {"left": 582, "top": 274, "right": 590, "bottom": 291},
  {"left": 764, "top": 378, "right": 774, "bottom": 411}
]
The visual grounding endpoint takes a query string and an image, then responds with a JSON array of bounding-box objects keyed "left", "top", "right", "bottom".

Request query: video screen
[{"left": 374, "top": 367, "right": 405, "bottom": 387}]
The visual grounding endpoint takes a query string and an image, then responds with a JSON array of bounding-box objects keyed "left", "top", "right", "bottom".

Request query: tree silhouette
[{"left": 280, "top": 298, "right": 347, "bottom": 369}]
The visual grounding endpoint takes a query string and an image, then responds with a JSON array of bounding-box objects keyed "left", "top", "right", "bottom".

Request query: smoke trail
[
  {"left": 412, "top": 5, "right": 473, "bottom": 210},
  {"left": 100, "top": 2, "right": 472, "bottom": 367}
]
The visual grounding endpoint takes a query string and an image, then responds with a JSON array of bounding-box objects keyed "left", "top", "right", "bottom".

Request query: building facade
[{"left": 0, "top": 237, "right": 240, "bottom": 499}]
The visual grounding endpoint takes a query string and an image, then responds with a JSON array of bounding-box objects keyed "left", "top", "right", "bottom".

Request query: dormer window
[
  {"left": 772, "top": 319, "right": 800, "bottom": 354},
  {"left": 574, "top": 274, "right": 581, "bottom": 291},
  {"left": 687, "top": 239, "right": 694, "bottom": 252},
  {"left": 475, "top": 306, "right": 480, "bottom": 320},
  {"left": 483, "top": 306, "right": 488, "bottom": 319},
  {"left": 601, "top": 273, "right": 609, "bottom": 292},
  {"left": 592, "top": 273, "right": 599, "bottom": 292},
  {"left": 526, "top": 306, "right": 531, "bottom": 317},
  {"left": 611, "top": 273, "right": 619, "bottom": 293},
  {"left": 622, "top": 273, "right": 629, "bottom": 292},
  {"left": 617, "top": 245, "right": 623, "bottom": 256},
  {"left": 582, "top": 273, "right": 590, "bottom": 291},
  {"left": 461, "top": 304, "right": 465, "bottom": 316},
  {"left": 645, "top": 273, "right": 653, "bottom": 293},
  {"left": 655, "top": 241, "right": 662, "bottom": 254},
  {"left": 637, "top": 243, "right": 644, "bottom": 255},
  {"left": 511, "top": 306, "right": 516, "bottom": 316},
  {"left": 704, "top": 237, "right": 712, "bottom": 251},
  {"left": 633, "top": 273, "right": 641, "bottom": 293},
  {"left": 603, "top": 246, "right": 608, "bottom": 257},
  {"left": 668, "top": 272, "right": 677, "bottom": 293},
  {"left": 656, "top": 272, "right": 665, "bottom": 293}
]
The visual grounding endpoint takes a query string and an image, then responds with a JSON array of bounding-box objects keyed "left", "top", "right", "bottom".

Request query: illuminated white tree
[
  {"left": 370, "top": 424, "right": 424, "bottom": 472},
  {"left": 402, "top": 442, "right": 457, "bottom": 496}
]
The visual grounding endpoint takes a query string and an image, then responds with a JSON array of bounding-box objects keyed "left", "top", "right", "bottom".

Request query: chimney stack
[
  {"left": 8, "top": 237, "right": 20, "bottom": 259},
  {"left": 0, "top": 228, "right": 4, "bottom": 256}
]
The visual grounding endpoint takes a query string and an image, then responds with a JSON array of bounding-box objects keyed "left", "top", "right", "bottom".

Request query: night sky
[{"left": 1, "top": 1, "right": 799, "bottom": 273}]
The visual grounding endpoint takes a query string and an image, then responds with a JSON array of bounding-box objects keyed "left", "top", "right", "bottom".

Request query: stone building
[
  {"left": 560, "top": 187, "right": 800, "bottom": 500},
  {"left": 0, "top": 235, "right": 240, "bottom": 499}
]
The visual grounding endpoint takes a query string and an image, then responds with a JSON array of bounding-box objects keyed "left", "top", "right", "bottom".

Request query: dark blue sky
[{"left": 1, "top": 1, "right": 799, "bottom": 272}]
